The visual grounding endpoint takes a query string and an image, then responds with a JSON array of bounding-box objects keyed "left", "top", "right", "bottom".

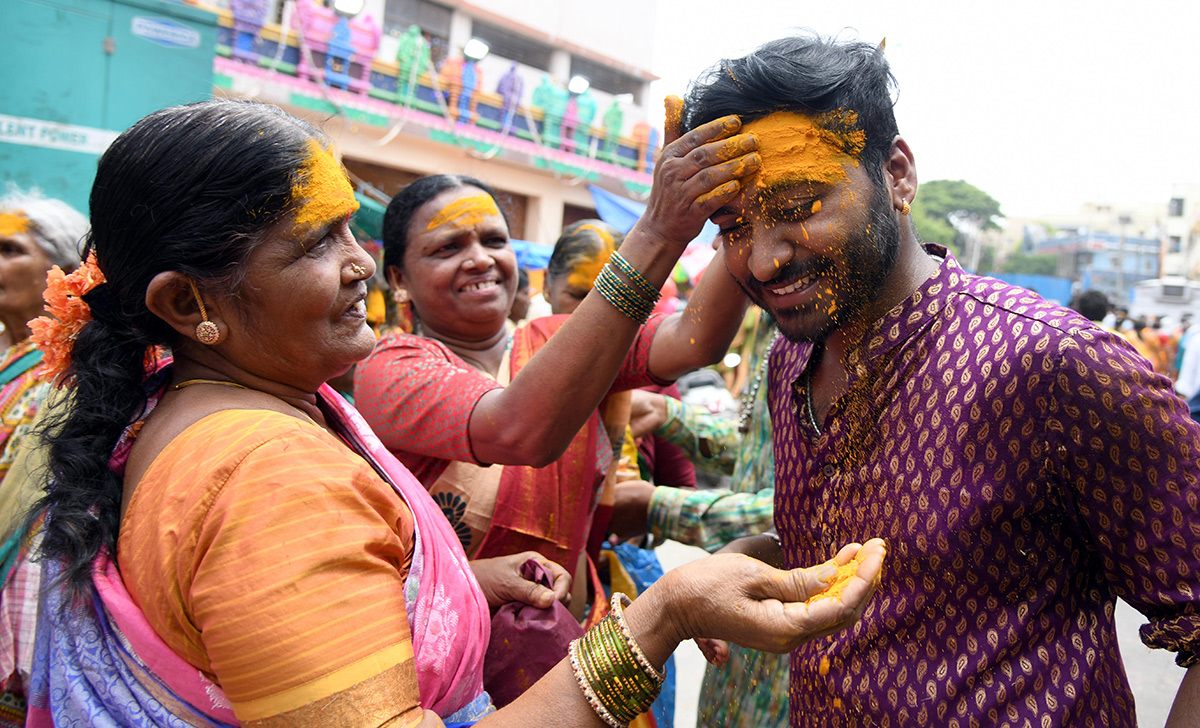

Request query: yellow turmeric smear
[
  {"left": 811, "top": 199, "right": 821, "bottom": 213},
  {"left": 741, "top": 110, "right": 866, "bottom": 190},
  {"left": 0, "top": 212, "right": 30, "bottom": 237},
  {"left": 426, "top": 194, "right": 500, "bottom": 232},
  {"left": 716, "top": 133, "right": 757, "bottom": 163},
  {"left": 809, "top": 548, "right": 871, "bottom": 603},
  {"left": 290, "top": 139, "right": 358, "bottom": 235},
  {"left": 567, "top": 223, "right": 616, "bottom": 289},
  {"left": 695, "top": 180, "right": 739, "bottom": 207},
  {"left": 664, "top": 95, "right": 684, "bottom": 140}
]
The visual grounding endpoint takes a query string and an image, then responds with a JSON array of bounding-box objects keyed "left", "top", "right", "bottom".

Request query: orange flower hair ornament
[{"left": 30, "top": 250, "right": 108, "bottom": 381}]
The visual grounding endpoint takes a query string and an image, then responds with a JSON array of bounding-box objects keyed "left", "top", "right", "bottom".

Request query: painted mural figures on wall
[{"left": 396, "top": 24, "right": 432, "bottom": 101}]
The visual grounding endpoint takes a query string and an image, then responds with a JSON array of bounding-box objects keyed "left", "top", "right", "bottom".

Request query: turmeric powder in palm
[{"left": 809, "top": 548, "right": 871, "bottom": 603}]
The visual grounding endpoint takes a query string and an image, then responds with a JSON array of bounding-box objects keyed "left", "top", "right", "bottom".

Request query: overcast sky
[{"left": 648, "top": 0, "right": 1200, "bottom": 220}]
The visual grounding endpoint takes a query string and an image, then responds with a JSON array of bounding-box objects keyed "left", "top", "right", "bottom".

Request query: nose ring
[{"left": 350, "top": 263, "right": 368, "bottom": 277}]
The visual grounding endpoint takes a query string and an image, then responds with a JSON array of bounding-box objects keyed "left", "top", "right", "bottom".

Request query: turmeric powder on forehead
[
  {"left": 742, "top": 110, "right": 866, "bottom": 189},
  {"left": 425, "top": 194, "right": 501, "bottom": 231},
  {"left": 290, "top": 139, "right": 358, "bottom": 233},
  {"left": 0, "top": 212, "right": 30, "bottom": 237}
]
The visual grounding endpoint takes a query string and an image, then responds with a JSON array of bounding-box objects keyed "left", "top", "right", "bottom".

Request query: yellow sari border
[{"left": 234, "top": 641, "right": 414, "bottom": 721}]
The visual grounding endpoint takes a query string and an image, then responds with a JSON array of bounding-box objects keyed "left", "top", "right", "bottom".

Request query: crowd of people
[{"left": 0, "top": 29, "right": 1196, "bottom": 728}]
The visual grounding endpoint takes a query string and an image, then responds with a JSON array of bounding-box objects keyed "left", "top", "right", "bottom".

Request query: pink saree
[{"left": 28, "top": 382, "right": 491, "bottom": 726}]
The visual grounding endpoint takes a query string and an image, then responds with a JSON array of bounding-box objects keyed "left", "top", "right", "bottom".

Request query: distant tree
[
  {"left": 1002, "top": 252, "right": 1058, "bottom": 276},
  {"left": 916, "top": 180, "right": 1002, "bottom": 233},
  {"left": 911, "top": 180, "right": 1003, "bottom": 267}
]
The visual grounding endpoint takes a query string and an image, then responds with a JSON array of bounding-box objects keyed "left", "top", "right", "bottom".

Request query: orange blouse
[{"left": 117, "top": 409, "right": 424, "bottom": 727}]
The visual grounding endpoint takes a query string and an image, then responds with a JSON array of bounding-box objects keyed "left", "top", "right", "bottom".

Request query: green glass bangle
[
  {"left": 568, "top": 639, "right": 623, "bottom": 728},
  {"left": 593, "top": 618, "right": 656, "bottom": 714},
  {"left": 609, "top": 251, "right": 661, "bottom": 301},
  {"left": 601, "top": 262, "right": 658, "bottom": 317},
  {"left": 610, "top": 593, "right": 665, "bottom": 684},
  {"left": 570, "top": 610, "right": 663, "bottom": 726},
  {"left": 595, "top": 265, "right": 652, "bottom": 323},
  {"left": 600, "top": 265, "right": 655, "bottom": 320}
]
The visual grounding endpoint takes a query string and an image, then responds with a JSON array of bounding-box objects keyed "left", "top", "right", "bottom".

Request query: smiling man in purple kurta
[{"left": 682, "top": 33, "right": 1200, "bottom": 727}]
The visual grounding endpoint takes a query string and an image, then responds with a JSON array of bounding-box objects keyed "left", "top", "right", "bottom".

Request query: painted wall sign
[
  {"left": 0, "top": 114, "right": 118, "bottom": 155},
  {"left": 131, "top": 16, "right": 201, "bottom": 49}
]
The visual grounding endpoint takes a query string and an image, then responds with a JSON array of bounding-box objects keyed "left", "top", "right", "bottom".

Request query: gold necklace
[{"left": 169, "top": 378, "right": 248, "bottom": 391}]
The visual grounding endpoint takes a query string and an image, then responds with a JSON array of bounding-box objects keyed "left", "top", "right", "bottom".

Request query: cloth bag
[{"left": 482, "top": 559, "right": 584, "bottom": 707}]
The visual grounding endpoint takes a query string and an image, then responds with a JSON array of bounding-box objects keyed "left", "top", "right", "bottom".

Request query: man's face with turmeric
[{"left": 712, "top": 110, "right": 899, "bottom": 343}]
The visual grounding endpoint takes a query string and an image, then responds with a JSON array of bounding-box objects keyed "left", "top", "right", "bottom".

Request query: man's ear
[
  {"left": 145, "top": 272, "right": 227, "bottom": 345},
  {"left": 884, "top": 135, "right": 918, "bottom": 212}
]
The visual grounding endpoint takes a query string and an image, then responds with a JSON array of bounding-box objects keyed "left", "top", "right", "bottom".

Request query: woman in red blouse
[{"left": 355, "top": 120, "right": 756, "bottom": 585}]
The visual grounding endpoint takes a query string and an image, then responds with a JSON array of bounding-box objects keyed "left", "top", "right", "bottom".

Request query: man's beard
[{"left": 737, "top": 183, "right": 901, "bottom": 344}]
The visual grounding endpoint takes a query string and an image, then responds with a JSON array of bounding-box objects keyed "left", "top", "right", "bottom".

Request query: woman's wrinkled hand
[
  {"left": 470, "top": 552, "right": 572, "bottom": 610},
  {"left": 632, "top": 96, "right": 760, "bottom": 253},
  {"left": 658, "top": 538, "right": 886, "bottom": 654}
]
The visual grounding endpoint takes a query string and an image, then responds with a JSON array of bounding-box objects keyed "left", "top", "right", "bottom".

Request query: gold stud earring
[
  {"left": 901, "top": 200, "right": 911, "bottom": 216},
  {"left": 395, "top": 289, "right": 409, "bottom": 304},
  {"left": 187, "top": 279, "right": 221, "bottom": 345}
]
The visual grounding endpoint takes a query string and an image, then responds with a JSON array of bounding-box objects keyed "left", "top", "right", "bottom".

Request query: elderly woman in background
[
  {"left": 0, "top": 188, "right": 87, "bottom": 724},
  {"left": 28, "top": 98, "right": 885, "bottom": 728},
  {"left": 354, "top": 172, "right": 748, "bottom": 600}
]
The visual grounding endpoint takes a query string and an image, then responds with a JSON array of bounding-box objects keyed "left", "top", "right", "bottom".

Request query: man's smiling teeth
[
  {"left": 463, "top": 280, "right": 499, "bottom": 292},
  {"left": 770, "top": 273, "right": 816, "bottom": 295}
]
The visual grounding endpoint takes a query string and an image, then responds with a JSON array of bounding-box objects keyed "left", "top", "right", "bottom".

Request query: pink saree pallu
[{"left": 28, "top": 383, "right": 492, "bottom": 726}]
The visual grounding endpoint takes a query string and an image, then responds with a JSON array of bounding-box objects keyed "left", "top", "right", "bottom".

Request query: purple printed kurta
[{"left": 770, "top": 247, "right": 1200, "bottom": 727}]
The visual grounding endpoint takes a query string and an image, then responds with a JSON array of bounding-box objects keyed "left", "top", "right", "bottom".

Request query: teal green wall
[{"left": 0, "top": 0, "right": 218, "bottom": 212}]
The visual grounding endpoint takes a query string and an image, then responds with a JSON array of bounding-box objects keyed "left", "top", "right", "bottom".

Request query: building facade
[{"left": 3, "top": 0, "right": 662, "bottom": 248}]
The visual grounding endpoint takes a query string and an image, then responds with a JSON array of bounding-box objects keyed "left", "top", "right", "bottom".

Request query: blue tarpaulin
[
  {"left": 588, "top": 184, "right": 646, "bottom": 234},
  {"left": 990, "top": 273, "right": 1073, "bottom": 306},
  {"left": 587, "top": 184, "right": 720, "bottom": 253},
  {"left": 511, "top": 238, "right": 554, "bottom": 270}
]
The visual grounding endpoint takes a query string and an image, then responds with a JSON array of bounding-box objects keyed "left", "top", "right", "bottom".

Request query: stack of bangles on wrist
[
  {"left": 594, "top": 251, "right": 661, "bottom": 324},
  {"left": 569, "top": 593, "right": 665, "bottom": 727}
]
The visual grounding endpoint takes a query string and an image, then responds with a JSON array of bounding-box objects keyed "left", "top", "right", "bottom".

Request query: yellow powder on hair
[
  {"left": 291, "top": 139, "right": 358, "bottom": 233},
  {"left": 742, "top": 110, "right": 866, "bottom": 190},
  {"left": 664, "top": 95, "right": 684, "bottom": 140},
  {"left": 426, "top": 194, "right": 501, "bottom": 231},
  {"left": 0, "top": 212, "right": 30, "bottom": 237},
  {"left": 567, "top": 223, "right": 617, "bottom": 289}
]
